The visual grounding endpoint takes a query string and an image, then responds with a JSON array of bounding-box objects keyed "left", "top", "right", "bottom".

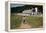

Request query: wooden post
[{"left": 22, "top": 16, "right": 27, "bottom": 24}]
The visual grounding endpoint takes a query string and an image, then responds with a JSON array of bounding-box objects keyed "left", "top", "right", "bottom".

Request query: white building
[
  {"left": 22, "top": 9, "right": 32, "bottom": 14},
  {"left": 13, "top": 7, "right": 38, "bottom": 16}
]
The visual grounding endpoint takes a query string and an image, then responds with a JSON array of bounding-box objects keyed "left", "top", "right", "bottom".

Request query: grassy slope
[
  {"left": 10, "top": 15, "right": 43, "bottom": 29},
  {"left": 10, "top": 15, "right": 22, "bottom": 29},
  {"left": 27, "top": 16, "right": 43, "bottom": 28}
]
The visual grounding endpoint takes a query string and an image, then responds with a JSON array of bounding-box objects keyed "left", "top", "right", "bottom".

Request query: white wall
[
  {"left": 22, "top": 10, "right": 32, "bottom": 13},
  {"left": 0, "top": 0, "right": 46, "bottom": 33}
]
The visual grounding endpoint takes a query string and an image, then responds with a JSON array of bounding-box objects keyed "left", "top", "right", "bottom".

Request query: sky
[{"left": 10, "top": 4, "right": 25, "bottom": 7}]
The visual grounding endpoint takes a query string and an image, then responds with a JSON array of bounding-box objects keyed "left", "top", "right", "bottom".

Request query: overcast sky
[{"left": 10, "top": 4, "right": 25, "bottom": 7}]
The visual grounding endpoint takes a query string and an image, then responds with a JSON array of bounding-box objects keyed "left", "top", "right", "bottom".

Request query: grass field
[
  {"left": 10, "top": 15, "right": 43, "bottom": 29},
  {"left": 27, "top": 16, "right": 43, "bottom": 28}
]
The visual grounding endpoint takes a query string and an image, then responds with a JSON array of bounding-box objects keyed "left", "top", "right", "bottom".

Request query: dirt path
[
  {"left": 19, "top": 23, "right": 32, "bottom": 29},
  {"left": 19, "top": 16, "right": 32, "bottom": 29}
]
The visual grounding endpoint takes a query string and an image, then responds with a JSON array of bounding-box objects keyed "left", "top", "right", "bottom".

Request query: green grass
[
  {"left": 10, "top": 15, "right": 43, "bottom": 29},
  {"left": 10, "top": 15, "right": 22, "bottom": 29},
  {"left": 27, "top": 16, "right": 43, "bottom": 28}
]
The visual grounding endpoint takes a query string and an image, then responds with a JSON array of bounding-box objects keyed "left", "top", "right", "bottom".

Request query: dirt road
[{"left": 19, "top": 23, "right": 32, "bottom": 29}]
